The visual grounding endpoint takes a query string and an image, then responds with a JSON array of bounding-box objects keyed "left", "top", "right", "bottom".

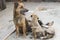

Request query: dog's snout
[
  {"left": 26, "top": 9, "right": 29, "bottom": 12},
  {"left": 19, "top": 8, "right": 29, "bottom": 15}
]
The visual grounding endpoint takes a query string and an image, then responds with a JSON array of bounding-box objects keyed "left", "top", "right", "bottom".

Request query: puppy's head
[
  {"left": 46, "top": 21, "right": 54, "bottom": 26},
  {"left": 31, "top": 14, "right": 39, "bottom": 20},
  {"left": 16, "top": 2, "right": 29, "bottom": 15}
]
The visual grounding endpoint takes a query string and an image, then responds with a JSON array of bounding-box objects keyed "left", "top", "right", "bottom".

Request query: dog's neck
[
  {"left": 32, "top": 18, "right": 40, "bottom": 26},
  {"left": 32, "top": 18, "right": 38, "bottom": 22}
]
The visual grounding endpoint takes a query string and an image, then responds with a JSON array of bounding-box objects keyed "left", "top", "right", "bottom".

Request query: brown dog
[{"left": 13, "top": 1, "right": 28, "bottom": 37}]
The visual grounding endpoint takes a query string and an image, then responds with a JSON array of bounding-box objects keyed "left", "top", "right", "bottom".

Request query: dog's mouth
[
  {"left": 25, "top": 9, "right": 29, "bottom": 12},
  {"left": 20, "top": 9, "right": 29, "bottom": 15}
]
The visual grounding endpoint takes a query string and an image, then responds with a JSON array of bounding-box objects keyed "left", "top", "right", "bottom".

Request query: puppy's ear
[
  {"left": 31, "top": 15, "right": 32, "bottom": 17},
  {"left": 52, "top": 21, "right": 54, "bottom": 24},
  {"left": 51, "top": 21, "right": 54, "bottom": 25}
]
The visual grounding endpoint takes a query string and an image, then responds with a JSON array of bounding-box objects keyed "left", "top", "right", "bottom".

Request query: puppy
[
  {"left": 13, "top": 1, "right": 28, "bottom": 37},
  {"left": 25, "top": 19, "right": 32, "bottom": 33},
  {"left": 42, "top": 21, "right": 55, "bottom": 39},
  {"left": 30, "top": 14, "right": 45, "bottom": 39}
]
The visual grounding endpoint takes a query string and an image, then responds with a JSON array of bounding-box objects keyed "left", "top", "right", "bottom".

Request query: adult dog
[{"left": 13, "top": 1, "right": 28, "bottom": 37}]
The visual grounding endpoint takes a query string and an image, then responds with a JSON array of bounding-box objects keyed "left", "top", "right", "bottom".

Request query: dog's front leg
[
  {"left": 32, "top": 28, "right": 37, "bottom": 40},
  {"left": 16, "top": 25, "right": 19, "bottom": 37},
  {"left": 34, "top": 31, "right": 37, "bottom": 40},
  {"left": 23, "top": 22, "right": 26, "bottom": 38}
]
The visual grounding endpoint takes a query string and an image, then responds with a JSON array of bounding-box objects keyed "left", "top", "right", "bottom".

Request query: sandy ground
[{"left": 0, "top": 2, "right": 60, "bottom": 40}]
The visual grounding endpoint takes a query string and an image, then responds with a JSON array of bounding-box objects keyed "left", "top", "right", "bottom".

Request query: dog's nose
[
  {"left": 37, "top": 18, "right": 39, "bottom": 19},
  {"left": 31, "top": 15, "right": 32, "bottom": 17},
  {"left": 26, "top": 9, "right": 29, "bottom": 12}
]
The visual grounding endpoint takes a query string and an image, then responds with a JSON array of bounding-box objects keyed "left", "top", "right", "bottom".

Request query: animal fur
[
  {"left": 38, "top": 20, "right": 43, "bottom": 27},
  {"left": 42, "top": 21, "right": 55, "bottom": 39},
  {"left": 30, "top": 14, "right": 45, "bottom": 40},
  {"left": 13, "top": 1, "right": 28, "bottom": 37},
  {"left": 25, "top": 19, "right": 32, "bottom": 32},
  {"left": 30, "top": 14, "right": 55, "bottom": 39}
]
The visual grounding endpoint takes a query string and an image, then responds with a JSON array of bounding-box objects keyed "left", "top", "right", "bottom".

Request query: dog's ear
[
  {"left": 14, "top": 2, "right": 19, "bottom": 9},
  {"left": 31, "top": 15, "right": 32, "bottom": 17}
]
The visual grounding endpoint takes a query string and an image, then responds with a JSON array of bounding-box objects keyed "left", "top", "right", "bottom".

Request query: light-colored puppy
[
  {"left": 42, "top": 21, "right": 55, "bottom": 39},
  {"left": 30, "top": 14, "right": 45, "bottom": 40}
]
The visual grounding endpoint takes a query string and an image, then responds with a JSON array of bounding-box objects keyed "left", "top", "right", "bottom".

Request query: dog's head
[
  {"left": 31, "top": 14, "right": 39, "bottom": 20},
  {"left": 46, "top": 21, "right": 54, "bottom": 26},
  {"left": 49, "top": 21, "right": 54, "bottom": 26},
  {"left": 15, "top": 2, "right": 29, "bottom": 15}
]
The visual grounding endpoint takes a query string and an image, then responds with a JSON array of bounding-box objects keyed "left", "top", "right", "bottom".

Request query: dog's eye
[
  {"left": 37, "top": 18, "right": 39, "bottom": 19},
  {"left": 31, "top": 15, "right": 32, "bottom": 17}
]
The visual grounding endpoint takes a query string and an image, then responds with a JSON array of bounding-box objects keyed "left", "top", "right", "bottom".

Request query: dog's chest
[
  {"left": 32, "top": 21, "right": 44, "bottom": 32},
  {"left": 18, "top": 15, "right": 25, "bottom": 24},
  {"left": 32, "top": 21, "right": 38, "bottom": 26}
]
